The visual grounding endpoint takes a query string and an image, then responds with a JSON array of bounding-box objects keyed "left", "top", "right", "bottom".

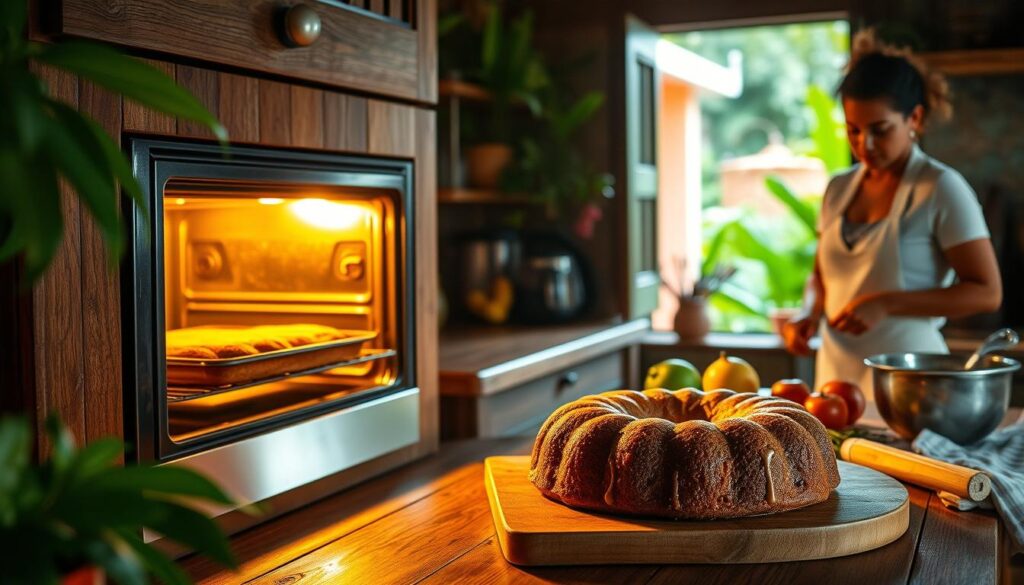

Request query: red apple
[
  {"left": 770, "top": 378, "right": 811, "bottom": 405},
  {"left": 804, "top": 393, "right": 849, "bottom": 430},
  {"left": 821, "top": 380, "right": 866, "bottom": 426}
]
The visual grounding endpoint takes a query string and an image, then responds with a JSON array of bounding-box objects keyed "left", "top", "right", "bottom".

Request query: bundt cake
[{"left": 529, "top": 388, "right": 840, "bottom": 519}]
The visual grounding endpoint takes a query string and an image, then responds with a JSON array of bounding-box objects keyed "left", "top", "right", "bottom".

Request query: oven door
[{"left": 123, "top": 139, "right": 418, "bottom": 512}]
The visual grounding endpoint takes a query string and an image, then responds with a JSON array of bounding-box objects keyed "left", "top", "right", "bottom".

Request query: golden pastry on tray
[{"left": 167, "top": 324, "right": 348, "bottom": 360}]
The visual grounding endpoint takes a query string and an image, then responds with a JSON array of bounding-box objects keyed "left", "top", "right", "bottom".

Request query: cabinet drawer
[
  {"left": 441, "top": 351, "right": 625, "bottom": 439},
  {"left": 53, "top": 0, "right": 435, "bottom": 103}
]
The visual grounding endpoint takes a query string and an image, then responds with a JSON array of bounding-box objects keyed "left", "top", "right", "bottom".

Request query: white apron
[{"left": 816, "top": 153, "right": 947, "bottom": 423}]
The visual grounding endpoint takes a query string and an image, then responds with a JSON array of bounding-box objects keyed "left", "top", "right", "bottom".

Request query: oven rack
[{"left": 166, "top": 347, "right": 396, "bottom": 403}]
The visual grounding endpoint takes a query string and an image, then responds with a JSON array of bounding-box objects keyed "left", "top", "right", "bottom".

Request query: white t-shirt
[{"left": 818, "top": 148, "right": 990, "bottom": 327}]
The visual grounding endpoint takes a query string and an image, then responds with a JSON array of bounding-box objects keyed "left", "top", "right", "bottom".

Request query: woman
[{"left": 782, "top": 32, "right": 1002, "bottom": 421}]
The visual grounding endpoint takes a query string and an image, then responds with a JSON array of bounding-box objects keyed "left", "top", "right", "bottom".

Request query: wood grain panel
[
  {"left": 289, "top": 85, "right": 324, "bottom": 149},
  {"left": 323, "top": 92, "right": 367, "bottom": 153},
  {"left": 387, "top": 0, "right": 405, "bottom": 22},
  {"left": 909, "top": 496, "right": 1000, "bottom": 584},
  {"left": 59, "top": 0, "right": 422, "bottom": 102},
  {"left": 122, "top": 59, "right": 176, "bottom": 134},
  {"left": 367, "top": 100, "right": 415, "bottom": 158},
  {"left": 218, "top": 72, "right": 260, "bottom": 143},
  {"left": 176, "top": 65, "right": 219, "bottom": 139},
  {"left": 31, "top": 64, "right": 86, "bottom": 452},
  {"left": 253, "top": 462, "right": 497, "bottom": 584},
  {"left": 420, "top": 538, "right": 661, "bottom": 585},
  {"left": 417, "top": 0, "right": 438, "bottom": 102},
  {"left": 258, "top": 79, "right": 292, "bottom": 146},
  {"left": 78, "top": 80, "right": 124, "bottom": 445},
  {"left": 414, "top": 108, "right": 438, "bottom": 454}
]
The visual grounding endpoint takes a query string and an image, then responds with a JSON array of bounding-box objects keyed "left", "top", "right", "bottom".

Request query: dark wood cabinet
[{"left": 42, "top": 0, "right": 437, "bottom": 103}]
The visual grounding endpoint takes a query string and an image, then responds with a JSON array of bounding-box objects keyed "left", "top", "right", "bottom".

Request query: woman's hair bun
[{"left": 844, "top": 28, "right": 952, "bottom": 126}]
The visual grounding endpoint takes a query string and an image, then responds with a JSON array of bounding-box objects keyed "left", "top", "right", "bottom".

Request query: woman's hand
[
  {"left": 782, "top": 312, "right": 819, "bottom": 356},
  {"left": 829, "top": 292, "right": 892, "bottom": 335}
]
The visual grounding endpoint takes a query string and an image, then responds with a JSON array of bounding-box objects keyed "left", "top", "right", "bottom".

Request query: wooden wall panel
[
  {"left": 258, "top": 79, "right": 292, "bottom": 146},
  {"left": 323, "top": 92, "right": 368, "bottom": 153},
  {"left": 78, "top": 81, "right": 124, "bottom": 445},
  {"left": 417, "top": 0, "right": 438, "bottom": 103},
  {"left": 176, "top": 65, "right": 220, "bottom": 139},
  {"left": 414, "top": 108, "right": 438, "bottom": 454},
  {"left": 367, "top": 100, "right": 416, "bottom": 158},
  {"left": 59, "top": 0, "right": 423, "bottom": 103},
  {"left": 123, "top": 59, "right": 176, "bottom": 135},
  {"left": 289, "top": 86, "right": 324, "bottom": 149},
  {"left": 31, "top": 64, "right": 86, "bottom": 453},
  {"left": 218, "top": 73, "right": 260, "bottom": 143}
]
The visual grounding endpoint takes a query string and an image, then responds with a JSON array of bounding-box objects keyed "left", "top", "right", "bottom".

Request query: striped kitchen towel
[{"left": 913, "top": 421, "right": 1024, "bottom": 553}]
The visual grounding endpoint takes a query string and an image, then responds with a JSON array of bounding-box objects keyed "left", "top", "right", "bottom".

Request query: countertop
[
  {"left": 181, "top": 428, "right": 1016, "bottom": 584},
  {"left": 439, "top": 318, "right": 650, "bottom": 396}
]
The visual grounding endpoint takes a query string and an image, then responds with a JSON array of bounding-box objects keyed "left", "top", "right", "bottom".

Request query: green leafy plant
[
  {"left": 0, "top": 3, "right": 226, "bottom": 280},
  {"left": 501, "top": 79, "right": 612, "bottom": 222},
  {"left": 473, "top": 3, "right": 548, "bottom": 141},
  {"left": 701, "top": 177, "right": 820, "bottom": 331},
  {"left": 0, "top": 415, "right": 239, "bottom": 585},
  {"left": 701, "top": 84, "right": 846, "bottom": 331}
]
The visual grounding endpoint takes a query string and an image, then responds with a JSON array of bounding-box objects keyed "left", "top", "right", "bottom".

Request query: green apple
[{"left": 644, "top": 358, "right": 701, "bottom": 390}]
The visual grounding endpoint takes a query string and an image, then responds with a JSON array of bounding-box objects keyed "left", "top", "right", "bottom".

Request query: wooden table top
[{"left": 180, "top": 434, "right": 1010, "bottom": 585}]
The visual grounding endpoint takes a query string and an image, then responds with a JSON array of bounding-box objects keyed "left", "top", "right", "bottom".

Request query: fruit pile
[{"left": 644, "top": 353, "right": 865, "bottom": 430}]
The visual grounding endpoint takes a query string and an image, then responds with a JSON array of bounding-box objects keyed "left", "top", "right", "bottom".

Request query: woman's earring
[{"left": 909, "top": 129, "right": 917, "bottom": 140}]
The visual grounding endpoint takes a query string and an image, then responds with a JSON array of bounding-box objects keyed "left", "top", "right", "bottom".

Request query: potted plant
[
  {"left": 0, "top": 415, "right": 241, "bottom": 585},
  {"left": 501, "top": 72, "right": 614, "bottom": 238},
  {"left": 0, "top": 2, "right": 225, "bottom": 281},
  {"left": 458, "top": 2, "right": 548, "bottom": 188}
]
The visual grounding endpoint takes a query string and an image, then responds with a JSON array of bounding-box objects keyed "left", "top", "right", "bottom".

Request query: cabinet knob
[
  {"left": 557, "top": 371, "right": 580, "bottom": 390},
  {"left": 281, "top": 4, "right": 322, "bottom": 47}
]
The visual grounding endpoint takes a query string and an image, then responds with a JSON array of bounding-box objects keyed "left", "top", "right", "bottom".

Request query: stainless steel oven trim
[
  {"left": 145, "top": 387, "right": 419, "bottom": 542},
  {"left": 123, "top": 138, "right": 417, "bottom": 462}
]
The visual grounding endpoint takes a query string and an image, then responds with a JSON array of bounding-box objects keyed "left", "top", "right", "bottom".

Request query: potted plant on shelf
[
  {"left": 500, "top": 70, "right": 614, "bottom": 239},
  {"left": 0, "top": 1, "right": 225, "bottom": 281},
  {"left": 0, "top": 415, "right": 242, "bottom": 585},
  {"left": 458, "top": 2, "right": 548, "bottom": 188}
]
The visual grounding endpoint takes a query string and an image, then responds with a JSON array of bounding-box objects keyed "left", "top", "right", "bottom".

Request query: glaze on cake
[{"left": 529, "top": 388, "right": 840, "bottom": 519}]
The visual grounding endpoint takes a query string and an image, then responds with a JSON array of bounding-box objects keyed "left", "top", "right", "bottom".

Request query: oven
[{"left": 122, "top": 138, "right": 418, "bottom": 517}]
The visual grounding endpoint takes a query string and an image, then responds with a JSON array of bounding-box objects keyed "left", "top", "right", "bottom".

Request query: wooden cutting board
[{"left": 485, "top": 456, "right": 909, "bottom": 566}]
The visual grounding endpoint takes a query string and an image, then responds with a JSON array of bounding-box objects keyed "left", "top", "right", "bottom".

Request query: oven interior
[{"left": 125, "top": 141, "right": 415, "bottom": 461}]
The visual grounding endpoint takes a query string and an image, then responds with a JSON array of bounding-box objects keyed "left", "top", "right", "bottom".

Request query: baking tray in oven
[{"left": 166, "top": 330, "right": 377, "bottom": 387}]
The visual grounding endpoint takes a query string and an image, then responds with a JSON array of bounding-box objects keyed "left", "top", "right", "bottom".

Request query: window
[{"left": 653, "top": 20, "right": 850, "bottom": 333}]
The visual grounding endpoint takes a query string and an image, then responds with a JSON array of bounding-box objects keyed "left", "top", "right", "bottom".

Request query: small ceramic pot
[
  {"left": 674, "top": 296, "right": 710, "bottom": 340},
  {"left": 465, "top": 143, "right": 513, "bottom": 188}
]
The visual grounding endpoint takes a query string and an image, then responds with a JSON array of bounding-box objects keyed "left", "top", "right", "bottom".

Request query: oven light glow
[
  {"left": 174, "top": 198, "right": 187, "bottom": 205},
  {"left": 290, "top": 199, "right": 364, "bottom": 230},
  {"left": 258, "top": 197, "right": 285, "bottom": 205}
]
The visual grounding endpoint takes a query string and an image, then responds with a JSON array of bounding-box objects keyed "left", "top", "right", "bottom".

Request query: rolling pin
[{"left": 839, "top": 437, "right": 991, "bottom": 502}]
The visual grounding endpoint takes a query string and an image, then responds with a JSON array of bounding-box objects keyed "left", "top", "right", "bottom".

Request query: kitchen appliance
[
  {"left": 515, "top": 232, "right": 591, "bottom": 323},
  {"left": 865, "top": 353, "right": 1020, "bottom": 444},
  {"left": 459, "top": 230, "right": 520, "bottom": 293},
  {"left": 123, "top": 139, "right": 418, "bottom": 523}
]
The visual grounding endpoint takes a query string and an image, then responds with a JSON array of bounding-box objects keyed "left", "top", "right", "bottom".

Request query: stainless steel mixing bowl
[{"left": 864, "top": 353, "right": 1020, "bottom": 445}]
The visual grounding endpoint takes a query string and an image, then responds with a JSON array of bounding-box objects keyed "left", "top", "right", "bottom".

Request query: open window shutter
[{"left": 625, "top": 15, "right": 660, "bottom": 318}]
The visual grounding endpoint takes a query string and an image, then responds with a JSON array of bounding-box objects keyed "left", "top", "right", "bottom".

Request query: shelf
[
  {"left": 438, "top": 188, "right": 535, "bottom": 205},
  {"left": 439, "top": 79, "right": 493, "bottom": 102},
  {"left": 920, "top": 48, "right": 1024, "bottom": 76},
  {"left": 166, "top": 348, "right": 396, "bottom": 403}
]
